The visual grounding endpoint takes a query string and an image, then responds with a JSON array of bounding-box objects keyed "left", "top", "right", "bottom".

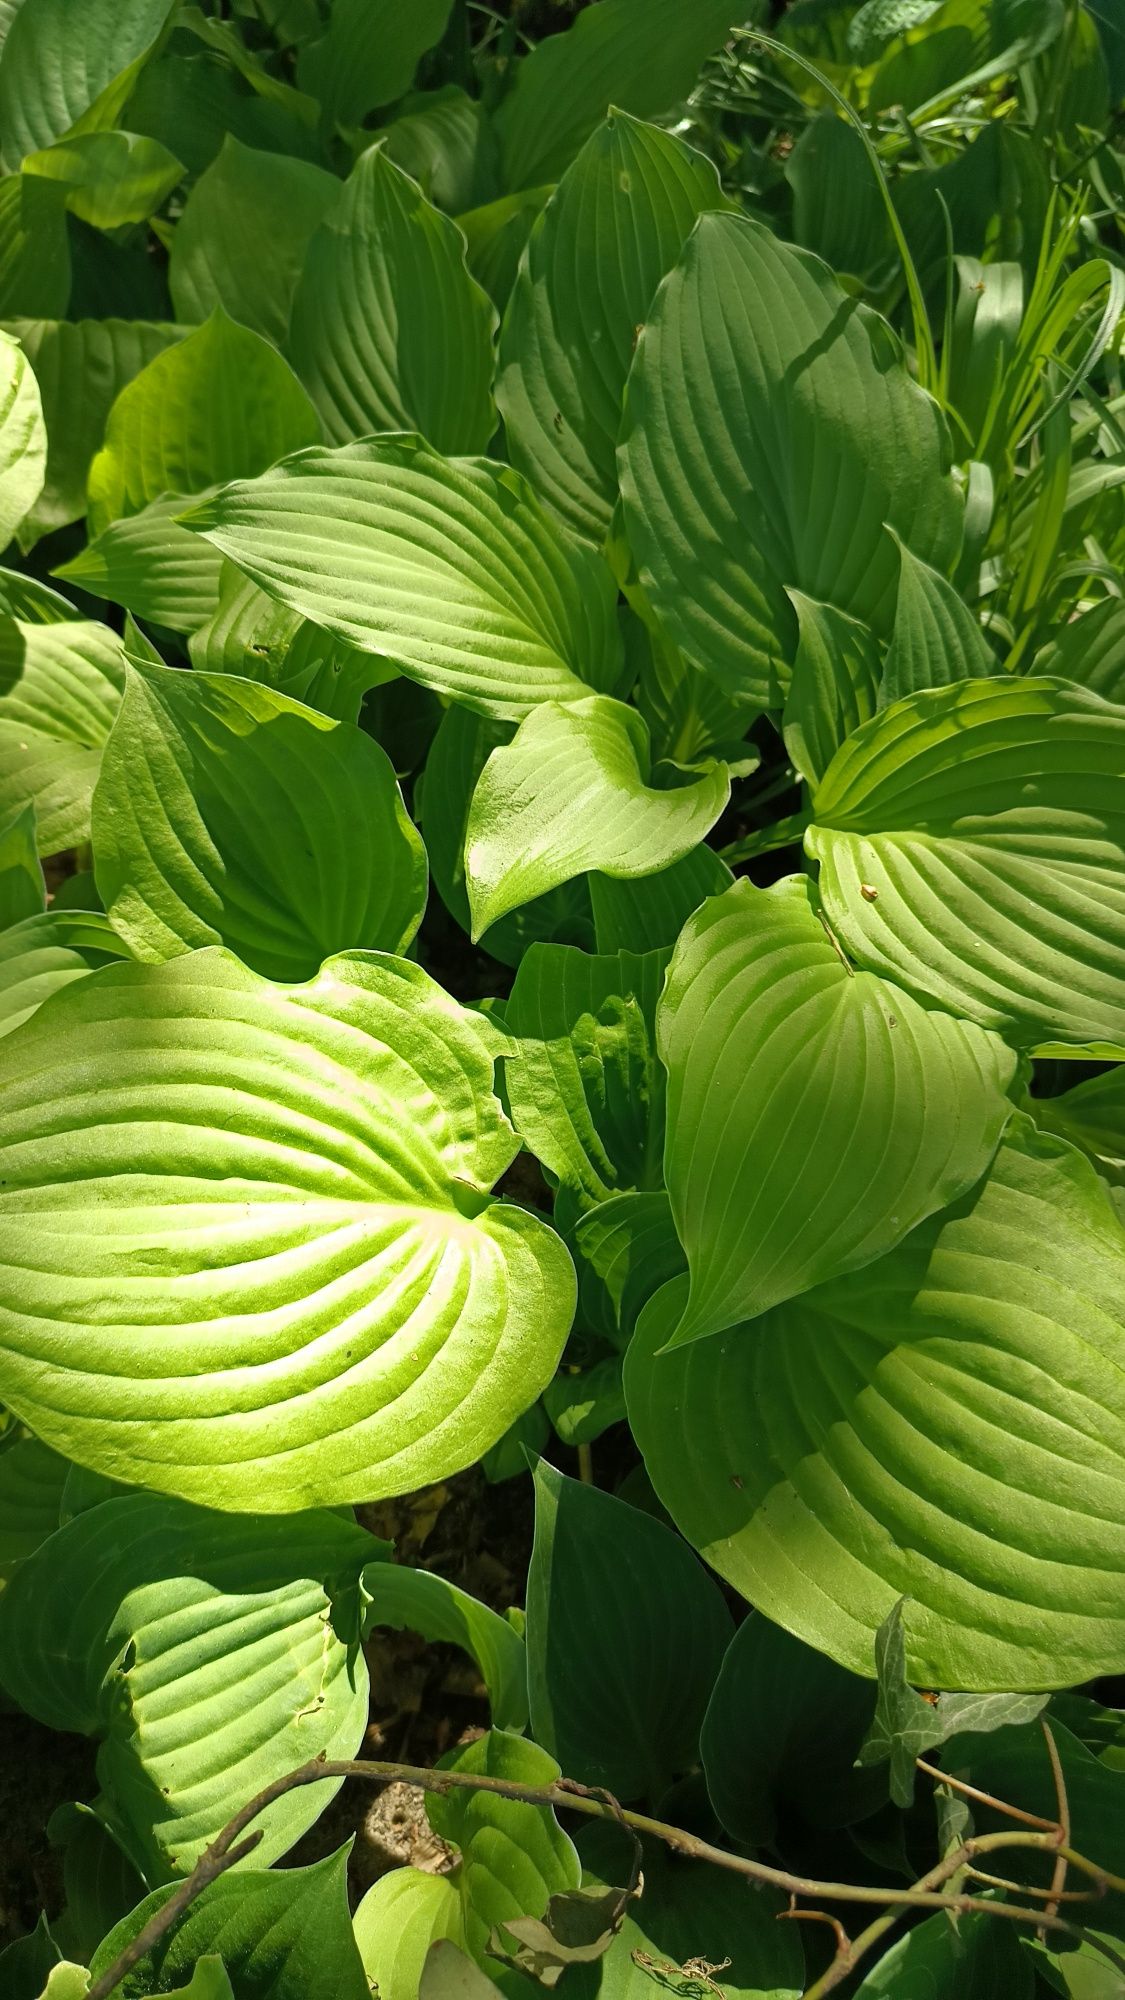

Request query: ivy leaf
[{"left": 0, "top": 948, "right": 575, "bottom": 1509}]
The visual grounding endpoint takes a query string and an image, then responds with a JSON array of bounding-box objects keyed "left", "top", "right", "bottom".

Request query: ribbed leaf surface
[
  {"left": 56, "top": 491, "right": 225, "bottom": 633},
  {"left": 0, "top": 326, "right": 45, "bottom": 545},
  {"left": 0, "top": 0, "right": 172, "bottom": 172},
  {"left": 0, "top": 615, "right": 125, "bottom": 852},
  {"left": 170, "top": 137, "right": 340, "bottom": 347},
  {"left": 0, "top": 908, "right": 129, "bottom": 1037}
]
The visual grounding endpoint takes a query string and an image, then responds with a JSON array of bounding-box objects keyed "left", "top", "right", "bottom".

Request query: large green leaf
[
  {"left": 90, "top": 1847, "right": 370, "bottom": 1999},
  {"left": 589, "top": 842, "right": 731, "bottom": 954},
  {"left": 0, "top": 1428, "right": 67, "bottom": 1576},
  {"left": 571, "top": 1190, "right": 685, "bottom": 1350},
  {"left": 878, "top": 540, "right": 997, "bottom": 704},
  {"left": 188, "top": 559, "right": 396, "bottom": 724},
  {"left": 0, "top": 327, "right": 45, "bottom": 548},
  {"left": 497, "top": 112, "right": 727, "bottom": 544},
  {"left": 494, "top": 0, "right": 742, "bottom": 191},
  {"left": 0, "top": 948, "right": 575, "bottom": 1509},
  {"left": 0, "top": 615, "right": 125, "bottom": 853},
  {"left": 55, "top": 490, "right": 225, "bottom": 634},
  {"left": 806, "top": 677, "right": 1125, "bottom": 1053},
  {"left": 618, "top": 214, "right": 962, "bottom": 708},
  {"left": 0, "top": 1493, "right": 378, "bottom": 1876},
  {"left": 853, "top": 1910, "right": 1033, "bottom": 1998},
  {"left": 183, "top": 435, "right": 624, "bottom": 719},
  {"left": 503, "top": 943, "right": 668, "bottom": 1208},
  {"left": 287, "top": 143, "right": 496, "bottom": 455},
  {"left": 1, "top": 318, "right": 184, "bottom": 545},
  {"left": 658, "top": 876, "right": 1015, "bottom": 1342},
  {"left": 22, "top": 129, "right": 182, "bottom": 230},
  {"left": 0, "top": 908, "right": 129, "bottom": 1038},
  {"left": 867, "top": 0, "right": 1063, "bottom": 115},
  {"left": 354, "top": 1872, "right": 463, "bottom": 2000},
  {"left": 464, "top": 696, "right": 728, "bottom": 935},
  {"left": 169, "top": 137, "right": 340, "bottom": 348},
  {"left": 526, "top": 1460, "right": 732, "bottom": 1800},
  {"left": 86, "top": 308, "right": 321, "bottom": 534},
  {"left": 0, "top": 0, "right": 173, "bottom": 173},
  {"left": 296, "top": 0, "right": 452, "bottom": 131},
  {"left": 625, "top": 1118, "right": 1125, "bottom": 1687},
  {"left": 363, "top": 1560, "right": 528, "bottom": 1731},
  {"left": 1035, "top": 599, "right": 1125, "bottom": 705},
  {"left": 92, "top": 661, "right": 426, "bottom": 979}
]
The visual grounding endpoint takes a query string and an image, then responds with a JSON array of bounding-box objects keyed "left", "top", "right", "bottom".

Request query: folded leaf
[
  {"left": 498, "top": 110, "right": 728, "bottom": 543},
  {"left": 0, "top": 948, "right": 576, "bottom": 1509},
  {"left": 22, "top": 130, "right": 183, "bottom": 229},
  {"left": 183, "top": 435, "right": 624, "bottom": 719},
  {"left": 619, "top": 213, "right": 962, "bottom": 707},
  {"left": 878, "top": 537, "right": 998, "bottom": 705},
  {"left": 92, "top": 661, "right": 426, "bottom": 979},
  {"left": 465, "top": 696, "right": 729, "bottom": 936},
  {"left": 625, "top": 1118, "right": 1125, "bottom": 1688},
  {"left": 0, "top": 615, "right": 125, "bottom": 853},
  {"left": 1030, "top": 1066, "right": 1124, "bottom": 1184},
  {"left": 0, "top": 327, "right": 45, "bottom": 547},
  {"left": 0, "top": 908, "right": 129, "bottom": 1038},
  {"left": 781, "top": 593, "right": 881, "bottom": 788},
  {"left": 188, "top": 559, "right": 395, "bottom": 723},
  {"left": 87, "top": 307, "right": 321, "bottom": 534},
  {"left": 428, "top": 1731, "right": 581, "bottom": 1970},
  {"left": 288, "top": 142, "right": 496, "bottom": 454},
  {"left": 807, "top": 676, "right": 1125, "bottom": 1052},
  {"left": 363, "top": 1560, "right": 528, "bottom": 1732},
  {"left": 0, "top": 0, "right": 174, "bottom": 173},
  {"left": 56, "top": 491, "right": 225, "bottom": 634},
  {"left": 659, "top": 875, "right": 1016, "bottom": 1342},
  {"left": 170, "top": 136, "right": 340, "bottom": 347}
]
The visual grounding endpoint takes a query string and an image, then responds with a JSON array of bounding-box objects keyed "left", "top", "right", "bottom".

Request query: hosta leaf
[
  {"left": 589, "top": 843, "right": 732, "bottom": 954},
  {"left": 183, "top": 435, "right": 624, "bottom": 720},
  {"left": 0, "top": 0, "right": 173, "bottom": 174},
  {"left": 460, "top": 185, "right": 552, "bottom": 317},
  {"left": 618, "top": 214, "right": 962, "bottom": 708},
  {"left": 627, "top": 604, "right": 758, "bottom": 775},
  {"left": 1034, "top": 597, "right": 1125, "bottom": 704},
  {"left": 288, "top": 143, "right": 496, "bottom": 455},
  {"left": 0, "top": 801, "right": 43, "bottom": 926},
  {"left": 0, "top": 327, "right": 45, "bottom": 548},
  {"left": 464, "top": 696, "right": 729, "bottom": 936},
  {"left": 503, "top": 943, "right": 668, "bottom": 1208},
  {"left": 169, "top": 136, "right": 340, "bottom": 348},
  {"left": 494, "top": 0, "right": 742, "bottom": 191},
  {"left": 363, "top": 1560, "right": 528, "bottom": 1731},
  {"left": 785, "top": 113, "right": 896, "bottom": 286},
  {"left": 1031, "top": 1067, "right": 1124, "bottom": 1185},
  {"left": 700, "top": 1613, "right": 882, "bottom": 1849},
  {"left": 527, "top": 1460, "right": 732, "bottom": 1800},
  {"left": 0, "top": 318, "right": 184, "bottom": 544},
  {"left": 0, "top": 564, "right": 74, "bottom": 621},
  {"left": 90, "top": 1847, "right": 369, "bottom": 2000},
  {"left": 0, "top": 1429, "right": 67, "bottom": 1575},
  {"left": 22, "top": 130, "right": 182, "bottom": 229},
  {"left": 781, "top": 593, "right": 881, "bottom": 789},
  {"left": 296, "top": 0, "right": 452, "bottom": 131},
  {"left": 625, "top": 1118, "right": 1125, "bottom": 1688},
  {"left": 0, "top": 174, "right": 70, "bottom": 321},
  {"left": 0, "top": 948, "right": 575, "bottom": 1510},
  {"left": 878, "top": 538, "right": 997, "bottom": 705},
  {"left": 55, "top": 491, "right": 225, "bottom": 634},
  {"left": 381, "top": 86, "right": 496, "bottom": 217},
  {"left": 47, "top": 1805, "right": 146, "bottom": 1966},
  {"left": 0, "top": 616, "right": 125, "bottom": 853},
  {"left": 852, "top": 1910, "right": 1033, "bottom": 1999},
  {"left": 0, "top": 909, "right": 129, "bottom": 1038},
  {"left": 92, "top": 661, "right": 426, "bottom": 980},
  {"left": 571, "top": 1190, "right": 685, "bottom": 1349},
  {"left": 87, "top": 309, "right": 320, "bottom": 535},
  {"left": 659, "top": 876, "right": 1015, "bottom": 1343},
  {"left": 354, "top": 1872, "right": 464, "bottom": 2000},
  {"left": 497, "top": 111, "right": 727, "bottom": 544},
  {"left": 188, "top": 560, "right": 395, "bottom": 724},
  {"left": 806, "top": 677, "right": 1125, "bottom": 1053},
  {"left": 867, "top": 0, "right": 1064, "bottom": 115},
  {"left": 420, "top": 703, "right": 595, "bottom": 966},
  {"left": 543, "top": 1354, "right": 626, "bottom": 1447},
  {"left": 0, "top": 1494, "right": 378, "bottom": 1875}
]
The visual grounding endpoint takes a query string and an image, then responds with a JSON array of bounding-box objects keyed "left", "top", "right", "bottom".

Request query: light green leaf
[
  {"left": 0, "top": 327, "right": 45, "bottom": 548},
  {"left": 781, "top": 593, "right": 881, "bottom": 789},
  {"left": 355, "top": 1873, "right": 464, "bottom": 2000},
  {"left": 169, "top": 137, "right": 339, "bottom": 348},
  {"left": 0, "top": 801, "right": 43, "bottom": 926},
  {"left": 527, "top": 1460, "right": 732, "bottom": 1800},
  {"left": 0, "top": 948, "right": 575, "bottom": 1510},
  {"left": 296, "top": 0, "right": 452, "bottom": 131},
  {"left": 878, "top": 537, "right": 998, "bottom": 705},
  {"left": 288, "top": 143, "right": 496, "bottom": 455},
  {"left": 465, "top": 696, "right": 729, "bottom": 937},
  {"left": 22, "top": 129, "right": 182, "bottom": 229},
  {"left": 806, "top": 677, "right": 1125, "bottom": 1053},
  {"left": 420, "top": 703, "right": 594, "bottom": 966},
  {"left": 700, "top": 1613, "right": 882, "bottom": 1849},
  {"left": 188, "top": 559, "right": 396, "bottom": 724},
  {"left": 624, "top": 1118, "right": 1125, "bottom": 1688},
  {"left": 619, "top": 214, "right": 962, "bottom": 708},
  {"left": 497, "top": 111, "right": 727, "bottom": 544},
  {"left": 363, "top": 1560, "right": 528, "bottom": 1732},
  {"left": 90, "top": 1847, "right": 369, "bottom": 2000},
  {"left": 92, "top": 661, "right": 426, "bottom": 980},
  {"left": 589, "top": 843, "right": 732, "bottom": 955},
  {"left": 0, "top": 908, "right": 129, "bottom": 1038},
  {"left": 0, "top": 1494, "right": 378, "bottom": 1876},
  {"left": 494, "top": 0, "right": 742, "bottom": 191},
  {"left": 0, "top": 1429, "right": 67, "bottom": 1576},
  {"left": 0, "top": 0, "right": 173, "bottom": 173},
  {"left": 571, "top": 1190, "right": 685, "bottom": 1350},
  {"left": 1031, "top": 1068, "right": 1125, "bottom": 1185},
  {"left": 659, "top": 876, "right": 1015, "bottom": 1342},
  {"left": 183, "top": 435, "right": 624, "bottom": 720},
  {"left": 502, "top": 942, "right": 668, "bottom": 1208},
  {"left": 0, "top": 616, "right": 125, "bottom": 853},
  {"left": 0, "top": 564, "right": 74, "bottom": 621},
  {"left": 55, "top": 491, "right": 225, "bottom": 634},
  {"left": 35, "top": 1968, "right": 90, "bottom": 2000},
  {"left": 543, "top": 1354, "right": 626, "bottom": 1447},
  {"left": 0, "top": 319, "right": 184, "bottom": 545},
  {"left": 87, "top": 308, "right": 321, "bottom": 535}
]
